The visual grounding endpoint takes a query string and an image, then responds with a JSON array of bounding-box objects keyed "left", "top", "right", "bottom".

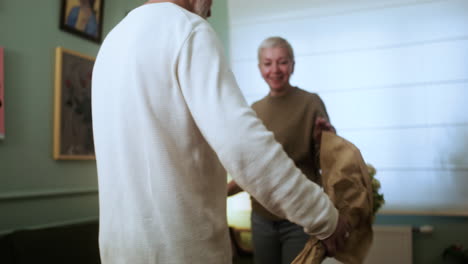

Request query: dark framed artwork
[
  {"left": 0, "top": 47, "right": 4, "bottom": 140},
  {"left": 53, "top": 47, "right": 95, "bottom": 160},
  {"left": 59, "top": 0, "right": 105, "bottom": 43}
]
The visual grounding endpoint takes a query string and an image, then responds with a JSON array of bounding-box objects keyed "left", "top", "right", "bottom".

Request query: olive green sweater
[{"left": 251, "top": 87, "right": 331, "bottom": 220}]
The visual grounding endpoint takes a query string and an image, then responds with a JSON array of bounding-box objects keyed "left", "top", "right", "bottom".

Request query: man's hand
[
  {"left": 313, "top": 117, "right": 336, "bottom": 143},
  {"left": 321, "top": 213, "right": 350, "bottom": 257}
]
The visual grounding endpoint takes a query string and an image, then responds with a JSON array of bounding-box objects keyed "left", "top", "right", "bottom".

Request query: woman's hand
[{"left": 313, "top": 117, "right": 336, "bottom": 143}]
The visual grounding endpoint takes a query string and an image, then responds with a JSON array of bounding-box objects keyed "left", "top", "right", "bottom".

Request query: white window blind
[{"left": 227, "top": 0, "right": 468, "bottom": 216}]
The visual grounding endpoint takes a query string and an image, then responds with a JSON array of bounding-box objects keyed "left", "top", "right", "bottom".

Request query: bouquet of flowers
[{"left": 292, "top": 132, "right": 384, "bottom": 264}]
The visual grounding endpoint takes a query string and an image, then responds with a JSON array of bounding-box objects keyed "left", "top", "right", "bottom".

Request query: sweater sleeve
[{"left": 176, "top": 26, "right": 338, "bottom": 239}]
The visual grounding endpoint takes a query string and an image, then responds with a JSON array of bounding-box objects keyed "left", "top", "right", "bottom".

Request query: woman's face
[{"left": 258, "top": 46, "right": 294, "bottom": 95}]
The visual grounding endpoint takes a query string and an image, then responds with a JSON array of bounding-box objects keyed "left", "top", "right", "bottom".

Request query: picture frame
[
  {"left": 0, "top": 47, "right": 4, "bottom": 140},
  {"left": 53, "top": 47, "right": 95, "bottom": 160},
  {"left": 59, "top": 0, "right": 105, "bottom": 43}
]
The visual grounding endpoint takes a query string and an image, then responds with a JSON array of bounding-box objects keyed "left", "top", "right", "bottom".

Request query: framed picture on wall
[
  {"left": 53, "top": 47, "right": 95, "bottom": 160},
  {"left": 59, "top": 0, "right": 105, "bottom": 43},
  {"left": 0, "top": 47, "right": 4, "bottom": 140}
]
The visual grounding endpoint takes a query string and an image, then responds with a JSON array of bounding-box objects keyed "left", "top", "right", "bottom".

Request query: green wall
[
  {"left": 208, "top": 0, "right": 230, "bottom": 56},
  {"left": 4, "top": 2, "right": 467, "bottom": 264},
  {"left": 0, "top": 0, "right": 229, "bottom": 234}
]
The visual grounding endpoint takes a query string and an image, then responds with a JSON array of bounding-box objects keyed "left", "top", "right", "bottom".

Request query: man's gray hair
[{"left": 257, "top": 36, "right": 295, "bottom": 62}]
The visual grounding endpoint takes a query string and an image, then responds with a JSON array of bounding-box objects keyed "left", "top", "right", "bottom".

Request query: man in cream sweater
[{"left": 91, "top": 0, "right": 349, "bottom": 263}]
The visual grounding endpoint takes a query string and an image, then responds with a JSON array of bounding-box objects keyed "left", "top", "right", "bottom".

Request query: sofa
[{"left": 0, "top": 221, "right": 100, "bottom": 264}]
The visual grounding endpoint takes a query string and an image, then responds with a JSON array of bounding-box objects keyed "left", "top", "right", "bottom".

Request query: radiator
[{"left": 323, "top": 225, "right": 412, "bottom": 264}]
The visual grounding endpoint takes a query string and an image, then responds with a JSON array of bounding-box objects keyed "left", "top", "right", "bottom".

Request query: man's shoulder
[
  {"left": 174, "top": 6, "right": 212, "bottom": 32},
  {"left": 134, "top": 3, "right": 211, "bottom": 32}
]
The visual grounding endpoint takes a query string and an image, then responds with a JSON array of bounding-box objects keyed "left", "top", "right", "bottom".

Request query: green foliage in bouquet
[{"left": 367, "top": 164, "right": 385, "bottom": 215}]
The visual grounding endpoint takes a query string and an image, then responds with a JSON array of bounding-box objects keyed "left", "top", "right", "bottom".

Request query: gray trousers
[{"left": 251, "top": 211, "right": 309, "bottom": 264}]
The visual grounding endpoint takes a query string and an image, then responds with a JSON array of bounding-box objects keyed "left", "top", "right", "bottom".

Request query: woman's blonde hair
[{"left": 257, "top": 36, "right": 295, "bottom": 62}]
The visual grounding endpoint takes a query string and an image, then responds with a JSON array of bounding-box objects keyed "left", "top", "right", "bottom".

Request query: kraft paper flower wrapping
[{"left": 292, "top": 132, "right": 374, "bottom": 264}]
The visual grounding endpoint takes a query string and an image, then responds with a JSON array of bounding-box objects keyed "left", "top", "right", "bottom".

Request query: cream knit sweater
[{"left": 92, "top": 3, "right": 338, "bottom": 264}]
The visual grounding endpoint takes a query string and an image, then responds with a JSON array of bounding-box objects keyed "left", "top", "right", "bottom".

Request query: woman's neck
[{"left": 269, "top": 84, "right": 294, "bottom": 97}]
